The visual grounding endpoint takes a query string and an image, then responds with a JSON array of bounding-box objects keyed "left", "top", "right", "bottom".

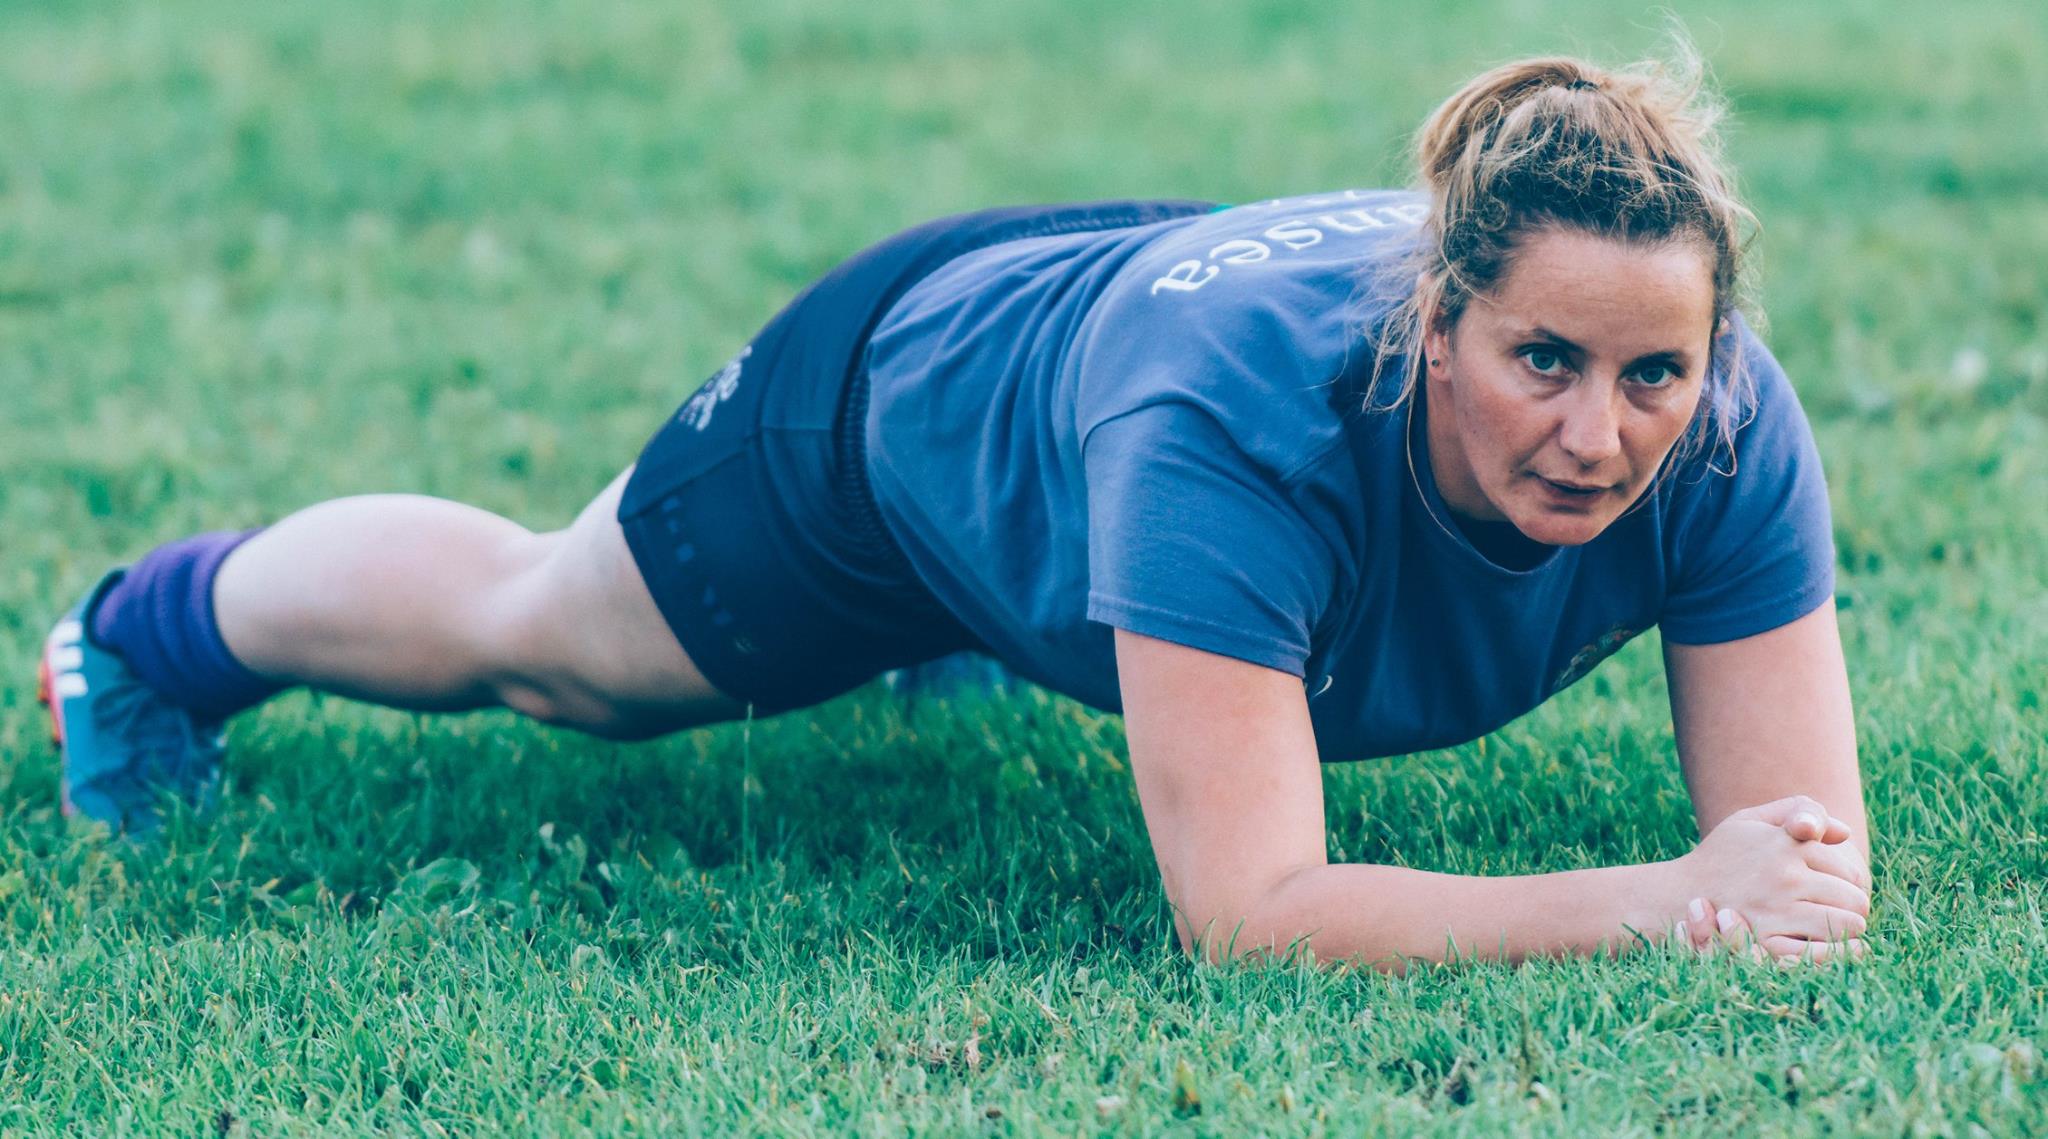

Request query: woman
[{"left": 41, "top": 49, "right": 1871, "bottom": 970}]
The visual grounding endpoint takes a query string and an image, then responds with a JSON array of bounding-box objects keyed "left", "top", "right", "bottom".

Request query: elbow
[{"left": 1172, "top": 864, "right": 1326, "bottom": 966}]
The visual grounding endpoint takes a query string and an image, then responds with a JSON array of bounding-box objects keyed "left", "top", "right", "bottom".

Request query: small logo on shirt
[
  {"left": 1550, "top": 624, "right": 1642, "bottom": 695},
  {"left": 678, "top": 345, "right": 752, "bottom": 431}
]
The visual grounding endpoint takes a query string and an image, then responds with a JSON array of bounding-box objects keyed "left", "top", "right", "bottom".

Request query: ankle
[{"left": 90, "top": 530, "right": 287, "bottom": 720}]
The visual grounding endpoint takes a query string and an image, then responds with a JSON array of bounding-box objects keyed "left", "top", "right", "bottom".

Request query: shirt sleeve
[
  {"left": 1659, "top": 329, "right": 1837, "bottom": 645},
  {"left": 1083, "top": 400, "right": 1338, "bottom": 675}
]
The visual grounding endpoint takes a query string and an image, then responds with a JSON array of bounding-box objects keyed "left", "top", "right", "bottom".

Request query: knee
[
  {"left": 494, "top": 678, "right": 671, "bottom": 741},
  {"left": 494, "top": 679, "right": 569, "bottom": 725},
  {"left": 466, "top": 510, "right": 738, "bottom": 738},
  {"left": 466, "top": 534, "right": 592, "bottom": 720},
  {"left": 464, "top": 531, "right": 565, "bottom": 663}
]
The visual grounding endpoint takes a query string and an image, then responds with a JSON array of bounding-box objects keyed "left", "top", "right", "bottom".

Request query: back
[{"left": 862, "top": 189, "right": 1425, "bottom": 707}]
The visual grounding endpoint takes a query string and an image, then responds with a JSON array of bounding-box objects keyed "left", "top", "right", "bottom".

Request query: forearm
[
  {"left": 1667, "top": 603, "right": 1872, "bottom": 863},
  {"left": 1215, "top": 858, "right": 1687, "bottom": 972}
]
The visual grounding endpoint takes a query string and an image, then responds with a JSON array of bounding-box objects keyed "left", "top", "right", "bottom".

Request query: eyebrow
[{"left": 1523, "top": 325, "right": 1695, "bottom": 371}]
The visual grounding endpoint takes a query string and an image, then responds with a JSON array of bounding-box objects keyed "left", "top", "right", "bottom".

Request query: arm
[
  {"left": 1662, "top": 600, "right": 1873, "bottom": 958},
  {"left": 1116, "top": 629, "right": 1699, "bottom": 970},
  {"left": 1121, "top": 625, "right": 1870, "bottom": 969},
  {"left": 1664, "top": 600, "right": 1870, "bottom": 864}
]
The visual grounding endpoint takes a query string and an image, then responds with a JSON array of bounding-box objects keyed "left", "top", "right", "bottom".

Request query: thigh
[{"left": 616, "top": 421, "right": 979, "bottom": 716}]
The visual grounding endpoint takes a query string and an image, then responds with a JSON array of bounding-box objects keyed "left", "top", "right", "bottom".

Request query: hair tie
[{"left": 1566, "top": 78, "right": 1600, "bottom": 92}]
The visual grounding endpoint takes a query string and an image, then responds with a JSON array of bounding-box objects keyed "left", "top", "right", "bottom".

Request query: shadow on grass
[{"left": 0, "top": 661, "right": 1724, "bottom": 967}]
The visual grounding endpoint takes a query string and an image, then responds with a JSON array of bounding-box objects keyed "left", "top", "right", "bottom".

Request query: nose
[{"left": 1557, "top": 382, "right": 1623, "bottom": 467}]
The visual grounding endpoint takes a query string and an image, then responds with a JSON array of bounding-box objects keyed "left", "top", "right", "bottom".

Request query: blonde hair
[{"left": 1369, "top": 41, "right": 1760, "bottom": 468}]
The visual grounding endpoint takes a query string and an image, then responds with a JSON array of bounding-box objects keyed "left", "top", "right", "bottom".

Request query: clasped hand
[{"left": 1670, "top": 795, "right": 1871, "bottom": 965}]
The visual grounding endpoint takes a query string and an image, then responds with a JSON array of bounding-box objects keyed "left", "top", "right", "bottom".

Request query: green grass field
[{"left": 2, "top": 0, "right": 2045, "bottom": 1132}]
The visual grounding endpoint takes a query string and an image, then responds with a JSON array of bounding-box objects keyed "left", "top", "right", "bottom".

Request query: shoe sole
[{"left": 37, "top": 632, "right": 78, "bottom": 818}]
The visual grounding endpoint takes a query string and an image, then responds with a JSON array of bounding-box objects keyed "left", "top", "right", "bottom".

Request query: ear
[{"left": 1422, "top": 324, "right": 1452, "bottom": 379}]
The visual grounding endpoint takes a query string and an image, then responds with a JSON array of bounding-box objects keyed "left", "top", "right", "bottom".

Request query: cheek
[
  {"left": 1460, "top": 377, "right": 1550, "bottom": 464},
  {"left": 1629, "top": 396, "right": 1704, "bottom": 463}
]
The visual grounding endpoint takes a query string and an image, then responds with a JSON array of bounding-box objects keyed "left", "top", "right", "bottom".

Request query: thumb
[{"left": 1734, "top": 795, "right": 1834, "bottom": 841}]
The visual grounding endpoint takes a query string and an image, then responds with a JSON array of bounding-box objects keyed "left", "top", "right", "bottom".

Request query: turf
[{"left": 1, "top": 0, "right": 2044, "bottom": 1133}]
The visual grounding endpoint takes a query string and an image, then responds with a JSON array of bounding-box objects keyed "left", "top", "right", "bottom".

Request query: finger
[
  {"left": 1685, "top": 898, "right": 1718, "bottom": 952},
  {"left": 1802, "top": 841, "right": 1873, "bottom": 891},
  {"left": 1791, "top": 903, "right": 1868, "bottom": 941},
  {"left": 1787, "top": 814, "right": 1824, "bottom": 843},
  {"left": 1821, "top": 815, "right": 1854, "bottom": 845},
  {"left": 1736, "top": 795, "right": 1830, "bottom": 832},
  {"left": 1753, "top": 901, "right": 1867, "bottom": 947},
  {"left": 1714, "top": 907, "right": 1768, "bottom": 964},
  {"left": 1799, "top": 873, "right": 1871, "bottom": 918},
  {"left": 1761, "top": 935, "right": 1866, "bottom": 965}
]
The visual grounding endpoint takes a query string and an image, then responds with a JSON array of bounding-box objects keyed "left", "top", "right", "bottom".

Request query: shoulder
[
  {"left": 1116, "top": 189, "right": 1429, "bottom": 298},
  {"left": 1072, "top": 189, "right": 1425, "bottom": 482},
  {"left": 1654, "top": 312, "right": 1834, "bottom": 643},
  {"left": 1665, "top": 312, "right": 1816, "bottom": 492}
]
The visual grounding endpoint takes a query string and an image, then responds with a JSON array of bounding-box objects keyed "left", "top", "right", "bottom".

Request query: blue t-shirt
[{"left": 862, "top": 189, "right": 1835, "bottom": 762}]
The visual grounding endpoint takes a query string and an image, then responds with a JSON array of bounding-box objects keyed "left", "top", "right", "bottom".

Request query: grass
[{"left": 1, "top": 0, "right": 2045, "bottom": 1132}]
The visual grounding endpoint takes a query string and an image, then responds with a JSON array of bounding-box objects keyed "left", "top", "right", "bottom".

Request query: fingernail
[
  {"left": 1689, "top": 898, "right": 1708, "bottom": 923},
  {"left": 1717, "top": 907, "right": 1739, "bottom": 934},
  {"left": 1792, "top": 812, "right": 1820, "bottom": 833}
]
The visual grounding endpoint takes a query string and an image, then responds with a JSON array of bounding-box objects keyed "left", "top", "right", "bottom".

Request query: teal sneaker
[
  {"left": 882, "top": 651, "right": 1021, "bottom": 704},
  {"left": 37, "top": 571, "right": 225, "bottom": 834}
]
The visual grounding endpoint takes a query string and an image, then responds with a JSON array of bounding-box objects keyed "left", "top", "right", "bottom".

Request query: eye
[
  {"left": 1521, "top": 347, "right": 1569, "bottom": 377},
  {"left": 1632, "top": 363, "right": 1681, "bottom": 387}
]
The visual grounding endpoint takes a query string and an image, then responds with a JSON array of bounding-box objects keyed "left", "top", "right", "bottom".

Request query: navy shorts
[{"left": 617, "top": 199, "right": 1215, "bottom": 713}]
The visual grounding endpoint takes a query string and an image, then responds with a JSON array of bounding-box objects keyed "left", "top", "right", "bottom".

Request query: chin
[{"left": 1506, "top": 506, "right": 1619, "bottom": 547}]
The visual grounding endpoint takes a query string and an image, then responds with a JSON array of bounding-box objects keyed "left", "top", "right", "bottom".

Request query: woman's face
[{"left": 1422, "top": 226, "right": 1718, "bottom": 548}]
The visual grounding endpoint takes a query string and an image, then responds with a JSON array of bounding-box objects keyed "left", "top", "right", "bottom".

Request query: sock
[{"left": 86, "top": 529, "right": 288, "bottom": 722}]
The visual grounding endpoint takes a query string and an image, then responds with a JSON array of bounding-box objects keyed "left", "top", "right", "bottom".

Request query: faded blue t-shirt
[{"left": 862, "top": 189, "right": 1835, "bottom": 762}]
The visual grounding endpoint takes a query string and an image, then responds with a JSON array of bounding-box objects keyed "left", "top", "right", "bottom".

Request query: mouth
[
  {"left": 1540, "top": 477, "right": 1605, "bottom": 495},
  {"left": 1534, "top": 474, "right": 1615, "bottom": 503}
]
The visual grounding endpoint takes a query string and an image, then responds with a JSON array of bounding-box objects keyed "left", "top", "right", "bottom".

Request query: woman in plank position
[{"left": 42, "top": 47, "right": 1870, "bottom": 969}]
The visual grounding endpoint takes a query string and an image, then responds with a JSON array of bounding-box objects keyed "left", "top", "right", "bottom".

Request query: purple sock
[{"left": 87, "top": 529, "right": 287, "bottom": 722}]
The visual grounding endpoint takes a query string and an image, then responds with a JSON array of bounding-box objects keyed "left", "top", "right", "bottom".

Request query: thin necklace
[{"left": 1402, "top": 378, "right": 1473, "bottom": 550}]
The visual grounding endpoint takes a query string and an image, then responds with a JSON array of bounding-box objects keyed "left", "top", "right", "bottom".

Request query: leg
[{"left": 215, "top": 467, "right": 747, "bottom": 739}]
